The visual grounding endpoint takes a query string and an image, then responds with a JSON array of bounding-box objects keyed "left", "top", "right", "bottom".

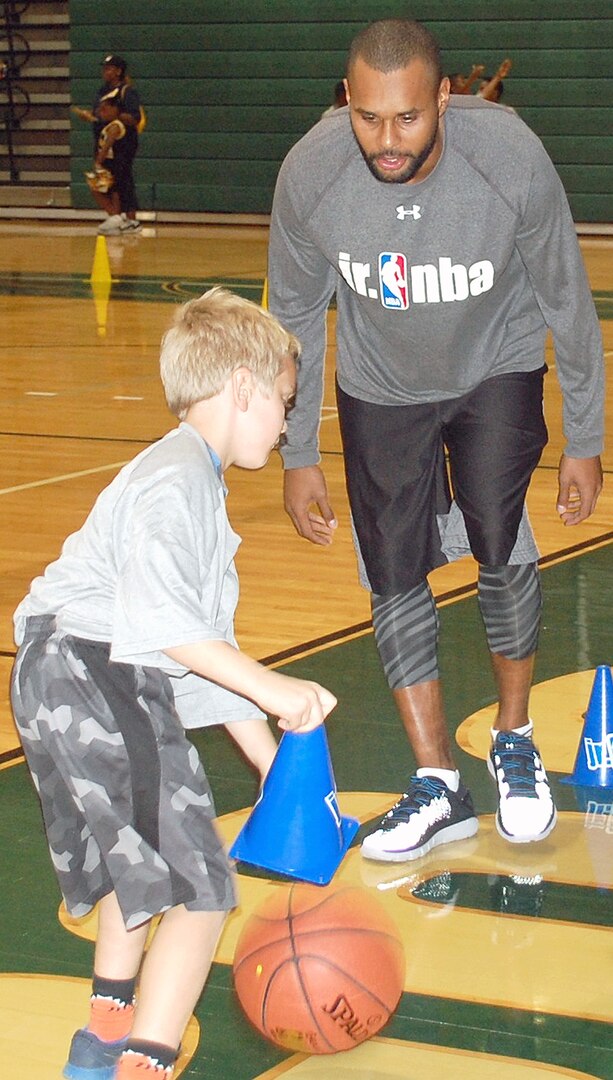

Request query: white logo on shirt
[
  {"left": 396, "top": 204, "right": 421, "bottom": 220},
  {"left": 338, "top": 251, "right": 494, "bottom": 307}
]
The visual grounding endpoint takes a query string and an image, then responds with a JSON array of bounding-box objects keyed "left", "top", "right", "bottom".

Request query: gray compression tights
[{"left": 372, "top": 563, "right": 542, "bottom": 689}]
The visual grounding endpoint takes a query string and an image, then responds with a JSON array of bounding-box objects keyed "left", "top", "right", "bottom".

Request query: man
[
  {"left": 74, "top": 54, "right": 142, "bottom": 234},
  {"left": 267, "top": 19, "right": 604, "bottom": 862}
]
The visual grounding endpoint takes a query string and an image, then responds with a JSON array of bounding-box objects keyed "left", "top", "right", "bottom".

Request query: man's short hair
[
  {"left": 347, "top": 19, "right": 442, "bottom": 85},
  {"left": 160, "top": 287, "right": 300, "bottom": 420}
]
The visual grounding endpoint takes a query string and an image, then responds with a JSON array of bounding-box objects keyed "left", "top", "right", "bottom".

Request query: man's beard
[{"left": 356, "top": 124, "right": 439, "bottom": 184}]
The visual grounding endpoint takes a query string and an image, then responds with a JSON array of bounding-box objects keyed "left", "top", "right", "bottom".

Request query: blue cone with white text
[
  {"left": 562, "top": 665, "right": 613, "bottom": 788},
  {"left": 229, "top": 726, "right": 359, "bottom": 885}
]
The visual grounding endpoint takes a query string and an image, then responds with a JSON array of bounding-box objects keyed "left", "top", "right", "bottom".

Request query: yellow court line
[{"left": 0, "top": 461, "right": 129, "bottom": 497}]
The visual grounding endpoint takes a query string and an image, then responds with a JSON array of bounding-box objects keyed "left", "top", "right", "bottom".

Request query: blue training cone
[
  {"left": 229, "top": 725, "right": 359, "bottom": 885},
  {"left": 562, "top": 665, "right": 613, "bottom": 788}
]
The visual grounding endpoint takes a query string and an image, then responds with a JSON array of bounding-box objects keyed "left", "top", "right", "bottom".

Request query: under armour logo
[{"left": 396, "top": 204, "right": 421, "bottom": 220}]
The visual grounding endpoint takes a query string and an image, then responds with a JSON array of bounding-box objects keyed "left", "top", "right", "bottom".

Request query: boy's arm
[{"left": 164, "top": 639, "right": 336, "bottom": 733}]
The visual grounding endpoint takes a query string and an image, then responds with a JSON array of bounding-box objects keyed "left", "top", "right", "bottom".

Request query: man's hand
[
  {"left": 71, "top": 105, "right": 95, "bottom": 123},
  {"left": 556, "top": 454, "right": 603, "bottom": 525},
  {"left": 284, "top": 465, "right": 338, "bottom": 546}
]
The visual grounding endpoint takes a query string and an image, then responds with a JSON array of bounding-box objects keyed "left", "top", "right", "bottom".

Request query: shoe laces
[
  {"left": 494, "top": 732, "right": 540, "bottom": 797},
  {"left": 381, "top": 775, "right": 446, "bottom": 830}
]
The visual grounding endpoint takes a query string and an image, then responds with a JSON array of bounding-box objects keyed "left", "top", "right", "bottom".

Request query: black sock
[
  {"left": 124, "top": 1039, "right": 178, "bottom": 1069},
  {"left": 92, "top": 974, "right": 136, "bottom": 1007}
]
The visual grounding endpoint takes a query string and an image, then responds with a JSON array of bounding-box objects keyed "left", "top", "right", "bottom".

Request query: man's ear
[
  {"left": 232, "top": 367, "right": 253, "bottom": 412},
  {"left": 343, "top": 77, "right": 350, "bottom": 104},
  {"left": 438, "top": 76, "right": 451, "bottom": 116}
]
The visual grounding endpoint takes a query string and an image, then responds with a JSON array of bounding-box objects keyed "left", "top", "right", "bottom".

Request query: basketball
[{"left": 233, "top": 882, "right": 405, "bottom": 1054}]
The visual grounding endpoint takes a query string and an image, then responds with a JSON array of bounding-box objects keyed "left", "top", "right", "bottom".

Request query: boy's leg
[
  {"left": 64, "top": 892, "right": 148, "bottom": 1079},
  {"left": 90, "top": 188, "right": 120, "bottom": 216},
  {"left": 116, "top": 905, "right": 226, "bottom": 1077},
  {"left": 131, "top": 905, "right": 226, "bottom": 1046},
  {"left": 95, "top": 891, "right": 149, "bottom": 981},
  {"left": 225, "top": 716, "right": 277, "bottom": 782}
]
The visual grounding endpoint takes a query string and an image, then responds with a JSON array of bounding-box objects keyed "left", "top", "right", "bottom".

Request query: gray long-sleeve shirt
[{"left": 268, "top": 96, "right": 604, "bottom": 467}]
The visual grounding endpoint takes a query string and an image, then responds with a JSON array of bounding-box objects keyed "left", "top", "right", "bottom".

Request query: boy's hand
[{"left": 259, "top": 670, "right": 337, "bottom": 733}]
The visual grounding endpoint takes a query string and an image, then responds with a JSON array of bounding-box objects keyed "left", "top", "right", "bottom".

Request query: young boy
[
  {"left": 84, "top": 93, "right": 129, "bottom": 234},
  {"left": 11, "top": 288, "right": 336, "bottom": 1080}
]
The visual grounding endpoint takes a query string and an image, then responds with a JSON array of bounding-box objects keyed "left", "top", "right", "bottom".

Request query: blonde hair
[{"left": 160, "top": 286, "right": 300, "bottom": 420}]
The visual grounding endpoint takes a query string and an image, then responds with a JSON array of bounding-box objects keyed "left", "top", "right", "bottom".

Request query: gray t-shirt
[
  {"left": 14, "top": 423, "right": 264, "bottom": 729},
  {"left": 269, "top": 96, "right": 604, "bottom": 467}
]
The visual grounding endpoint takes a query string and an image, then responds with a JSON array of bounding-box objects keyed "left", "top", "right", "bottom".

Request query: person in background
[
  {"left": 84, "top": 95, "right": 129, "bottom": 227},
  {"left": 448, "top": 63, "right": 485, "bottom": 94},
  {"left": 73, "top": 54, "right": 142, "bottom": 235},
  {"left": 322, "top": 79, "right": 348, "bottom": 116},
  {"left": 477, "top": 58, "right": 513, "bottom": 102}
]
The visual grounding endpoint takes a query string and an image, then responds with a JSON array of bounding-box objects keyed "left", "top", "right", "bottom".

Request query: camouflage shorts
[{"left": 11, "top": 615, "right": 236, "bottom": 929}]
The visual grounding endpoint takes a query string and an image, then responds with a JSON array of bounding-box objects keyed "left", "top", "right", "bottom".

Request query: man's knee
[{"left": 477, "top": 562, "right": 542, "bottom": 660}]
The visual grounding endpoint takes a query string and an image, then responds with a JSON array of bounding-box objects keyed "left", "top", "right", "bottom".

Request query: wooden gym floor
[{"left": 0, "top": 222, "right": 611, "bottom": 1079}]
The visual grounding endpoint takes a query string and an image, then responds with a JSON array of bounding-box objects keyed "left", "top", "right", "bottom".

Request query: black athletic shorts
[{"left": 336, "top": 366, "right": 548, "bottom": 594}]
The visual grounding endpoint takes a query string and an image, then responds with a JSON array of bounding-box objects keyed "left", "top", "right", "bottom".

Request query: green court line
[
  {"left": 0, "top": 271, "right": 263, "bottom": 304},
  {"left": 0, "top": 271, "right": 611, "bottom": 317}
]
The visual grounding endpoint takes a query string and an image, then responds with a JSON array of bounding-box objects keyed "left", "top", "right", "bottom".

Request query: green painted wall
[{"left": 69, "top": 0, "right": 613, "bottom": 221}]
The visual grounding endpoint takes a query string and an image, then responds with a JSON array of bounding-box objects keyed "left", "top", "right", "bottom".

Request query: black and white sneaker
[
  {"left": 361, "top": 775, "right": 479, "bottom": 862},
  {"left": 489, "top": 730, "right": 557, "bottom": 844}
]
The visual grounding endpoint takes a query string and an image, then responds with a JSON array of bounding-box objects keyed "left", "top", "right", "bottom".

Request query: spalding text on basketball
[{"left": 322, "top": 993, "right": 383, "bottom": 1042}]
